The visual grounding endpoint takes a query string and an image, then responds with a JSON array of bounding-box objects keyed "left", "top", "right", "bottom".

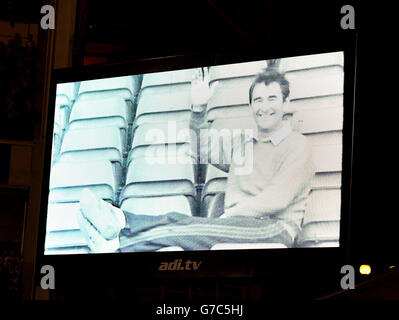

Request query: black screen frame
[{"left": 35, "top": 35, "right": 358, "bottom": 288}]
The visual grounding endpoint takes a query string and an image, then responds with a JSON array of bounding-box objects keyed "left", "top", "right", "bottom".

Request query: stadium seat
[
  {"left": 44, "top": 202, "right": 89, "bottom": 251},
  {"left": 59, "top": 126, "right": 124, "bottom": 188},
  {"left": 46, "top": 202, "right": 81, "bottom": 232},
  {"left": 280, "top": 52, "right": 343, "bottom": 72},
  {"left": 128, "top": 120, "right": 195, "bottom": 165},
  {"left": 44, "top": 246, "right": 90, "bottom": 255},
  {"left": 134, "top": 69, "right": 195, "bottom": 127},
  {"left": 291, "top": 105, "right": 343, "bottom": 134},
  {"left": 292, "top": 71, "right": 343, "bottom": 246},
  {"left": 60, "top": 126, "right": 123, "bottom": 161},
  {"left": 295, "top": 189, "right": 341, "bottom": 248},
  {"left": 289, "top": 94, "right": 342, "bottom": 116},
  {"left": 140, "top": 69, "right": 195, "bottom": 90},
  {"left": 312, "top": 144, "right": 342, "bottom": 173},
  {"left": 69, "top": 96, "right": 129, "bottom": 126},
  {"left": 208, "top": 60, "right": 268, "bottom": 83},
  {"left": 55, "top": 95, "right": 72, "bottom": 132},
  {"left": 311, "top": 172, "right": 341, "bottom": 190},
  {"left": 48, "top": 160, "right": 118, "bottom": 204},
  {"left": 128, "top": 120, "right": 199, "bottom": 185},
  {"left": 45, "top": 230, "right": 88, "bottom": 250},
  {"left": 277, "top": 58, "right": 344, "bottom": 247},
  {"left": 68, "top": 97, "right": 128, "bottom": 152},
  {"left": 134, "top": 82, "right": 192, "bottom": 128},
  {"left": 120, "top": 157, "right": 196, "bottom": 214},
  {"left": 285, "top": 66, "right": 343, "bottom": 101},
  {"left": 206, "top": 192, "right": 225, "bottom": 218},
  {"left": 121, "top": 195, "right": 193, "bottom": 216},
  {"left": 51, "top": 122, "right": 63, "bottom": 164},
  {"left": 201, "top": 165, "right": 227, "bottom": 217},
  {"left": 52, "top": 83, "right": 78, "bottom": 161},
  {"left": 77, "top": 75, "right": 141, "bottom": 124},
  {"left": 78, "top": 75, "right": 140, "bottom": 99},
  {"left": 122, "top": 157, "right": 195, "bottom": 197},
  {"left": 56, "top": 82, "right": 78, "bottom": 105}
]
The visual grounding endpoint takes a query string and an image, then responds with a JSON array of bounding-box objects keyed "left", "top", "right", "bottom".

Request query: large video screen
[{"left": 44, "top": 51, "right": 344, "bottom": 255}]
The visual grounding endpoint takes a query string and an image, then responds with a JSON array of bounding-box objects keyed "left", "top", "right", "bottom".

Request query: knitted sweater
[{"left": 224, "top": 123, "right": 315, "bottom": 229}]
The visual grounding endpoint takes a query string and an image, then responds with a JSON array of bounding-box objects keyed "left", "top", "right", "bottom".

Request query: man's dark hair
[{"left": 249, "top": 68, "right": 290, "bottom": 103}]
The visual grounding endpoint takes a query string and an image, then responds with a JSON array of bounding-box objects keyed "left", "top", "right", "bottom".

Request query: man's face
[{"left": 250, "top": 81, "right": 286, "bottom": 134}]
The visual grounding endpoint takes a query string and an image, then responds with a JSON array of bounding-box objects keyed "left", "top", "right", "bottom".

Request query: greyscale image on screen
[{"left": 44, "top": 51, "right": 344, "bottom": 255}]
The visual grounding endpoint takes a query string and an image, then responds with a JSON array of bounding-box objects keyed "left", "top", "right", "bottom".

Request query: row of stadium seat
[
  {"left": 46, "top": 75, "right": 142, "bottom": 252},
  {"left": 45, "top": 52, "right": 344, "bottom": 253},
  {"left": 46, "top": 71, "right": 199, "bottom": 252},
  {"left": 121, "top": 69, "right": 198, "bottom": 222}
]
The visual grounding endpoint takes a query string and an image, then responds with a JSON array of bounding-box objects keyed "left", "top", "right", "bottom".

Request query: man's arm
[
  {"left": 190, "top": 107, "right": 231, "bottom": 172},
  {"left": 190, "top": 68, "right": 228, "bottom": 171},
  {"left": 199, "top": 124, "right": 232, "bottom": 172},
  {"left": 222, "top": 139, "right": 315, "bottom": 217}
]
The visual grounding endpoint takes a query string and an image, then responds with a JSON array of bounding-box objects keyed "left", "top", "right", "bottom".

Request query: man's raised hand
[{"left": 190, "top": 67, "right": 218, "bottom": 109}]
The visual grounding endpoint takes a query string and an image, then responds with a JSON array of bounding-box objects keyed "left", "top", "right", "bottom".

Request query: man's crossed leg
[{"left": 77, "top": 189, "right": 297, "bottom": 253}]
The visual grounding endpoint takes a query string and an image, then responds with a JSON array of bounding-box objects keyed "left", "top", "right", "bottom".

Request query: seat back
[
  {"left": 129, "top": 120, "right": 194, "bottom": 166},
  {"left": 68, "top": 97, "right": 128, "bottom": 151},
  {"left": 121, "top": 195, "right": 193, "bottom": 216},
  {"left": 59, "top": 126, "right": 124, "bottom": 189},
  {"left": 134, "top": 69, "right": 195, "bottom": 127},
  {"left": 78, "top": 75, "right": 141, "bottom": 124},
  {"left": 120, "top": 157, "right": 196, "bottom": 213},
  {"left": 201, "top": 165, "right": 227, "bottom": 216},
  {"left": 292, "top": 55, "right": 343, "bottom": 247},
  {"left": 44, "top": 203, "right": 89, "bottom": 251},
  {"left": 60, "top": 126, "right": 123, "bottom": 164},
  {"left": 69, "top": 97, "right": 128, "bottom": 125},
  {"left": 49, "top": 160, "right": 118, "bottom": 204}
]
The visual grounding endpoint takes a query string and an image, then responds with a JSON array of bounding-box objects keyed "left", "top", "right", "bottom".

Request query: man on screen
[{"left": 77, "top": 66, "right": 315, "bottom": 253}]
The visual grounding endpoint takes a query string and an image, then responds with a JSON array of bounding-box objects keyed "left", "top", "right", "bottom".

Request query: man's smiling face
[{"left": 250, "top": 81, "right": 286, "bottom": 135}]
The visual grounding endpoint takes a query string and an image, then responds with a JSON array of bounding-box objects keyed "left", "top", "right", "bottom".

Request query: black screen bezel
[{"left": 35, "top": 35, "right": 357, "bottom": 286}]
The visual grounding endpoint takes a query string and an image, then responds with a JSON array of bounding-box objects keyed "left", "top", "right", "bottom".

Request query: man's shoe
[
  {"left": 77, "top": 210, "right": 120, "bottom": 253},
  {"left": 79, "top": 188, "right": 125, "bottom": 240}
]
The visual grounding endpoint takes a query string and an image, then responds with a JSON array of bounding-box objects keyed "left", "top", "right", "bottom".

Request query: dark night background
[{"left": 1, "top": 0, "right": 398, "bottom": 301}]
